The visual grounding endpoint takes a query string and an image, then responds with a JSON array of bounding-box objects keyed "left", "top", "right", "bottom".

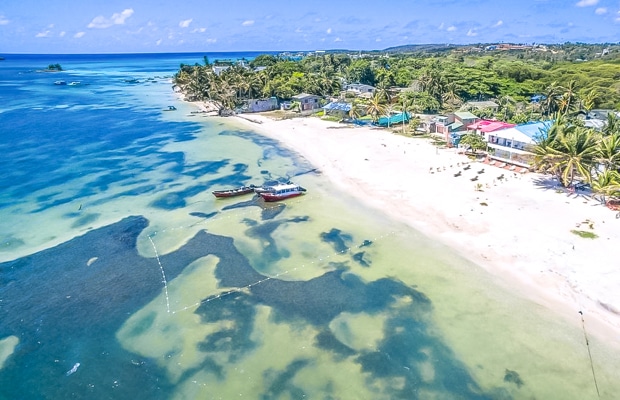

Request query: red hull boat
[{"left": 258, "top": 183, "right": 306, "bottom": 202}]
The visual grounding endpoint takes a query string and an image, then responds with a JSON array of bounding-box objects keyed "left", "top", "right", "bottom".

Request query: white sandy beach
[{"left": 230, "top": 112, "right": 620, "bottom": 346}]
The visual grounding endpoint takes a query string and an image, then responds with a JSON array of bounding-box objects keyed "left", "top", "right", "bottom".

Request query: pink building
[{"left": 467, "top": 120, "right": 515, "bottom": 140}]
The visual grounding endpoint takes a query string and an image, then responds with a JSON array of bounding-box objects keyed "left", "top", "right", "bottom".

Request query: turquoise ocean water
[{"left": 0, "top": 53, "right": 619, "bottom": 399}]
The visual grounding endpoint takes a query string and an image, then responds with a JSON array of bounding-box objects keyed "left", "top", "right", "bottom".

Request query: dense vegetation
[
  {"left": 47, "top": 63, "right": 63, "bottom": 71},
  {"left": 174, "top": 44, "right": 620, "bottom": 121}
]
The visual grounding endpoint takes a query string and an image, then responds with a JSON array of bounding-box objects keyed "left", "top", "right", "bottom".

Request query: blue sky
[{"left": 1, "top": 0, "right": 619, "bottom": 53}]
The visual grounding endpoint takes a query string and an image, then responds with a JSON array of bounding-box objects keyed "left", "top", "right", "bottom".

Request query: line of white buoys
[
  {"left": 148, "top": 234, "right": 171, "bottom": 313},
  {"left": 162, "top": 231, "right": 396, "bottom": 315}
]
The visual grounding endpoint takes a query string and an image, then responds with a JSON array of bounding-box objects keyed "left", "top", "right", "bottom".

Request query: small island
[{"left": 45, "top": 63, "right": 63, "bottom": 72}]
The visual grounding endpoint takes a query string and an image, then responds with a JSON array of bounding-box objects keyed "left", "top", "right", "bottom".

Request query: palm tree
[
  {"left": 558, "top": 80, "right": 578, "bottom": 115},
  {"left": 365, "top": 94, "right": 385, "bottom": 123},
  {"left": 592, "top": 170, "right": 620, "bottom": 204},
  {"left": 497, "top": 95, "right": 516, "bottom": 121},
  {"left": 579, "top": 89, "right": 597, "bottom": 115},
  {"left": 603, "top": 112, "right": 620, "bottom": 137},
  {"left": 541, "top": 82, "right": 562, "bottom": 117},
  {"left": 596, "top": 132, "right": 620, "bottom": 172},
  {"left": 442, "top": 82, "right": 462, "bottom": 110},
  {"left": 348, "top": 101, "right": 361, "bottom": 121},
  {"left": 533, "top": 119, "right": 598, "bottom": 187}
]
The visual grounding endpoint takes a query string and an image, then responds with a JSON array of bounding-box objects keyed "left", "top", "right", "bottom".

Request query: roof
[
  {"left": 584, "top": 119, "right": 606, "bottom": 130},
  {"left": 491, "top": 121, "right": 553, "bottom": 144},
  {"left": 467, "top": 119, "right": 515, "bottom": 133},
  {"left": 292, "top": 93, "right": 320, "bottom": 100},
  {"left": 323, "top": 102, "right": 352, "bottom": 112},
  {"left": 448, "top": 121, "right": 464, "bottom": 131},
  {"left": 454, "top": 111, "right": 478, "bottom": 121},
  {"left": 465, "top": 101, "right": 499, "bottom": 109},
  {"left": 515, "top": 121, "right": 553, "bottom": 140},
  {"left": 346, "top": 83, "right": 375, "bottom": 90}
]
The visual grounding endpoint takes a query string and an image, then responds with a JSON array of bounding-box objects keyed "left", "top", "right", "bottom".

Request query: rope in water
[{"left": 579, "top": 311, "right": 600, "bottom": 399}]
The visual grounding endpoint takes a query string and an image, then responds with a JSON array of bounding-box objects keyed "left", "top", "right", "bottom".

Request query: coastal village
[{"left": 174, "top": 44, "right": 620, "bottom": 202}]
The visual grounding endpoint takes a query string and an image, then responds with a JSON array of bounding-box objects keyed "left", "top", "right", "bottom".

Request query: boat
[
  {"left": 258, "top": 182, "right": 306, "bottom": 202},
  {"left": 68, "top": 81, "right": 81, "bottom": 86},
  {"left": 212, "top": 185, "right": 258, "bottom": 198},
  {"left": 54, "top": 80, "right": 67, "bottom": 85}
]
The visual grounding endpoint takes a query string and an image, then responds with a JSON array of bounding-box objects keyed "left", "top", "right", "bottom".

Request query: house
[
  {"left": 212, "top": 65, "right": 231, "bottom": 76},
  {"left": 463, "top": 100, "right": 499, "bottom": 112},
  {"left": 467, "top": 119, "right": 515, "bottom": 140},
  {"left": 577, "top": 109, "right": 620, "bottom": 131},
  {"left": 486, "top": 121, "right": 552, "bottom": 167},
  {"left": 343, "top": 83, "right": 376, "bottom": 95},
  {"left": 292, "top": 93, "right": 322, "bottom": 113},
  {"left": 431, "top": 111, "right": 480, "bottom": 144},
  {"left": 242, "top": 97, "right": 279, "bottom": 113},
  {"left": 322, "top": 101, "right": 352, "bottom": 118}
]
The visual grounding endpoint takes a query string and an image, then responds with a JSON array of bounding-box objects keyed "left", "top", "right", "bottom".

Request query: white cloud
[
  {"left": 35, "top": 30, "right": 50, "bottom": 38},
  {"left": 192, "top": 27, "right": 206, "bottom": 33},
  {"left": 326, "top": 28, "right": 332, "bottom": 34},
  {"left": 334, "top": 37, "right": 342, "bottom": 42},
  {"left": 466, "top": 29, "right": 478, "bottom": 36},
  {"left": 205, "top": 38, "right": 217, "bottom": 43},
  {"left": 595, "top": 7, "right": 607, "bottom": 14},
  {"left": 179, "top": 19, "right": 192, "bottom": 28},
  {"left": 0, "top": 15, "right": 10, "bottom": 25},
  {"left": 295, "top": 27, "right": 302, "bottom": 33},
  {"left": 447, "top": 26, "right": 456, "bottom": 32},
  {"left": 493, "top": 20, "right": 503, "bottom": 27},
  {"left": 156, "top": 39, "right": 162, "bottom": 45},
  {"left": 74, "top": 31, "right": 85, "bottom": 38},
  {"left": 575, "top": 0, "right": 598, "bottom": 6},
  {"left": 241, "top": 20, "right": 254, "bottom": 26},
  {"left": 438, "top": 22, "right": 445, "bottom": 29},
  {"left": 376, "top": 37, "right": 382, "bottom": 42},
  {"left": 88, "top": 9, "right": 134, "bottom": 29},
  {"left": 59, "top": 31, "right": 66, "bottom": 37}
]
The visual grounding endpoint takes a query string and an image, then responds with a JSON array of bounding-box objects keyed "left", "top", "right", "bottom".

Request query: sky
[{"left": 1, "top": 0, "right": 619, "bottom": 54}]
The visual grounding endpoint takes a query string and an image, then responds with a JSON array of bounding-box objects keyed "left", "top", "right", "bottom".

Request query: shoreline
[{"left": 229, "top": 112, "right": 620, "bottom": 346}]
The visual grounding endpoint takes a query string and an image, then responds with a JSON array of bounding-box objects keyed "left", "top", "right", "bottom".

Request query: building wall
[{"left": 248, "top": 98, "right": 278, "bottom": 113}]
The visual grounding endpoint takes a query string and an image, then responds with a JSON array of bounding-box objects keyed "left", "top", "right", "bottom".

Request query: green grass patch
[{"left": 570, "top": 230, "right": 598, "bottom": 239}]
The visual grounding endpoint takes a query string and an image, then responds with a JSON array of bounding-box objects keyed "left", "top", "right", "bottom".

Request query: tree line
[{"left": 174, "top": 49, "right": 619, "bottom": 121}]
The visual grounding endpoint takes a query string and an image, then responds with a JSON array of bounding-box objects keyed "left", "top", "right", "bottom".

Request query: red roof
[{"left": 467, "top": 120, "right": 515, "bottom": 133}]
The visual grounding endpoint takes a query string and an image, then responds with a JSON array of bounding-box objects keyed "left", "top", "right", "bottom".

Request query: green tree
[{"left": 458, "top": 133, "right": 487, "bottom": 153}]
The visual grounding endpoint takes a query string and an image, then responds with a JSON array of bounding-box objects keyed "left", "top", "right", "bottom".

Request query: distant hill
[{"left": 381, "top": 44, "right": 465, "bottom": 53}]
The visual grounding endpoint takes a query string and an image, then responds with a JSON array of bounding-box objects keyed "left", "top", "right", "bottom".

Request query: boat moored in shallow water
[
  {"left": 212, "top": 185, "right": 259, "bottom": 198},
  {"left": 258, "top": 182, "right": 306, "bottom": 202}
]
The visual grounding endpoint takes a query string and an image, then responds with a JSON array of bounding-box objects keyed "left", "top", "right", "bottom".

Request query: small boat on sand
[
  {"left": 212, "top": 185, "right": 258, "bottom": 198},
  {"left": 258, "top": 182, "right": 306, "bottom": 202}
]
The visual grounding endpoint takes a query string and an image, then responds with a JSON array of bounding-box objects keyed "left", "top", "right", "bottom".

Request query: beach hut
[{"left": 322, "top": 101, "right": 352, "bottom": 118}]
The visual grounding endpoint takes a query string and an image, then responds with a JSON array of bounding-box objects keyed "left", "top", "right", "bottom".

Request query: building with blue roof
[{"left": 486, "top": 121, "right": 553, "bottom": 167}]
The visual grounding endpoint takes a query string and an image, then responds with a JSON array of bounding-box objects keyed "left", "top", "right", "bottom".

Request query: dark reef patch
[{"left": 320, "top": 228, "right": 353, "bottom": 253}]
